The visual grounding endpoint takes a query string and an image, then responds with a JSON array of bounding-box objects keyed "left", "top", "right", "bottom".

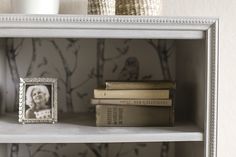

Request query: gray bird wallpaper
[{"left": 3, "top": 38, "right": 176, "bottom": 157}]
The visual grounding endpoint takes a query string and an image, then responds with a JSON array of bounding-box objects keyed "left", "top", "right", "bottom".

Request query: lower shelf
[{"left": 0, "top": 113, "right": 203, "bottom": 143}]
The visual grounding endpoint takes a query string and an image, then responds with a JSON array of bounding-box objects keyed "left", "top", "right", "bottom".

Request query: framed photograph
[{"left": 19, "top": 78, "right": 57, "bottom": 124}]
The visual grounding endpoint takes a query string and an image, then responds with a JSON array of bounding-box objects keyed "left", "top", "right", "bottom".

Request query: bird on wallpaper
[{"left": 118, "top": 57, "right": 140, "bottom": 80}]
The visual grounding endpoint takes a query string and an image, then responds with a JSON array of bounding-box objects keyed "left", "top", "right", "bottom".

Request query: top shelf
[{"left": 0, "top": 14, "right": 218, "bottom": 39}]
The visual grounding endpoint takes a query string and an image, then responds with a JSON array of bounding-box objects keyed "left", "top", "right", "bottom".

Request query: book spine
[
  {"left": 105, "top": 81, "right": 176, "bottom": 90},
  {"left": 96, "top": 105, "right": 173, "bottom": 126},
  {"left": 170, "top": 88, "right": 176, "bottom": 125},
  {"left": 91, "top": 99, "right": 172, "bottom": 106},
  {"left": 94, "top": 89, "right": 170, "bottom": 99}
]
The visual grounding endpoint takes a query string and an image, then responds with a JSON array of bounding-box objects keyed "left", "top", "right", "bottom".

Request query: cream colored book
[
  {"left": 105, "top": 81, "right": 176, "bottom": 90},
  {"left": 94, "top": 89, "right": 170, "bottom": 99},
  {"left": 96, "top": 105, "right": 174, "bottom": 127},
  {"left": 91, "top": 98, "right": 172, "bottom": 106}
]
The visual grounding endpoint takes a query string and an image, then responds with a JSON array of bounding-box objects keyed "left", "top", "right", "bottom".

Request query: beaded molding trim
[
  {"left": 0, "top": 14, "right": 217, "bottom": 26},
  {"left": 208, "top": 22, "right": 218, "bottom": 157}
]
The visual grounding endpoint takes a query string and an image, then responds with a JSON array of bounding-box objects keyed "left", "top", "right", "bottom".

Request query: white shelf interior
[{"left": 0, "top": 113, "right": 203, "bottom": 143}]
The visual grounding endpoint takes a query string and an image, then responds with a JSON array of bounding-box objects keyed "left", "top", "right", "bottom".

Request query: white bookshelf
[
  {"left": 0, "top": 15, "right": 218, "bottom": 157},
  {"left": 0, "top": 114, "right": 203, "bottom": 143}
]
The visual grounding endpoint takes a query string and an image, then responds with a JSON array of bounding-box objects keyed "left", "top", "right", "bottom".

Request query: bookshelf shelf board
[
  {"left": 0, "top": 14, "right": 205, "bottom": 39},
  {"left": 0, "top": 114, "right": 203, "bottom": 143},
  {"left": 0, "top": 29, "right": 204, "bottom": 39}
]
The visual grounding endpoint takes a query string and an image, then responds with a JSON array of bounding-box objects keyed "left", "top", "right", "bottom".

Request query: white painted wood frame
[{"left": 0, "top": 15, "right": 218, "bottom": 157}]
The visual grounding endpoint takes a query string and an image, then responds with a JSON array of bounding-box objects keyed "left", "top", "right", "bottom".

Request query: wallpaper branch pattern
[
  {"left": 26, "top": 39, "right": 37, "bottom": 77},
  {"left": 148, "top": 39, "right": 175, "bottom": 157},
  {"left": 161, "top": 143, "right": 169, "bottom": 157},
  {"left": 148, "top": 40, "right": 173, "bottom": 80},
  {"left": 10, "top": 143, "right": 18, "bottom": 157},
  {"left": 96, "top": 39, "right": 105, "bottom": 87},
  {"left": 96, "top": 39, "right": 131, "bottom": 86},
  {"left": 6, "top": 38, "right": 175, "bottom": 157},
  {"left": 90, "top": 39, "right": 138, "bottom": 157},
  {"left": 6, "top": 39, "right": 21, "bottom": 111},
  {"left": 50, "top": 40, "right": 77, "bottom": 112}
]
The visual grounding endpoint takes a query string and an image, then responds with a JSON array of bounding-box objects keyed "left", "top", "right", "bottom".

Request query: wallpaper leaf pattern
[{"left": 5, "top": 38, "right": 175, "bottom": 157}]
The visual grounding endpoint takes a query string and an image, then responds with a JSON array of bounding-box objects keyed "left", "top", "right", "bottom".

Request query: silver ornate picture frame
[{"left": 19, "top": 78, "right": 58, "bottom": 124}]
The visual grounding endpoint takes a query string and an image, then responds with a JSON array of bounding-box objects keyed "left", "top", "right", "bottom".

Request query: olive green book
[
  {"left": 96, "top": 105, "right": 174, "bottom": 127},
  {"left": 105, "top": 81, "right": 176, "bottom": 90},
  {"left": 94, "top": 89, "right": 170, "bottom": 99}
]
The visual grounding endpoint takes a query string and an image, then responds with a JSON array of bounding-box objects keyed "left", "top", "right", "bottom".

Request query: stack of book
[{"left": 91, "top": 81, "right": 176, "bottom": 127}]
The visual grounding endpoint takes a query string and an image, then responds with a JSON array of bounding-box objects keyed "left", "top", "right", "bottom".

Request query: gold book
[
  {"left": 105, "top": 81, "right": 176, "bottom": 90},
  {"left": 94, "top": 89, "right": 170, "bottom": 99},
  {"left": 96, "top": 105, "right": 174, "bottom": 127},
  {"left": 91, "top": 98, "right": 172, "bottom": 107}
]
